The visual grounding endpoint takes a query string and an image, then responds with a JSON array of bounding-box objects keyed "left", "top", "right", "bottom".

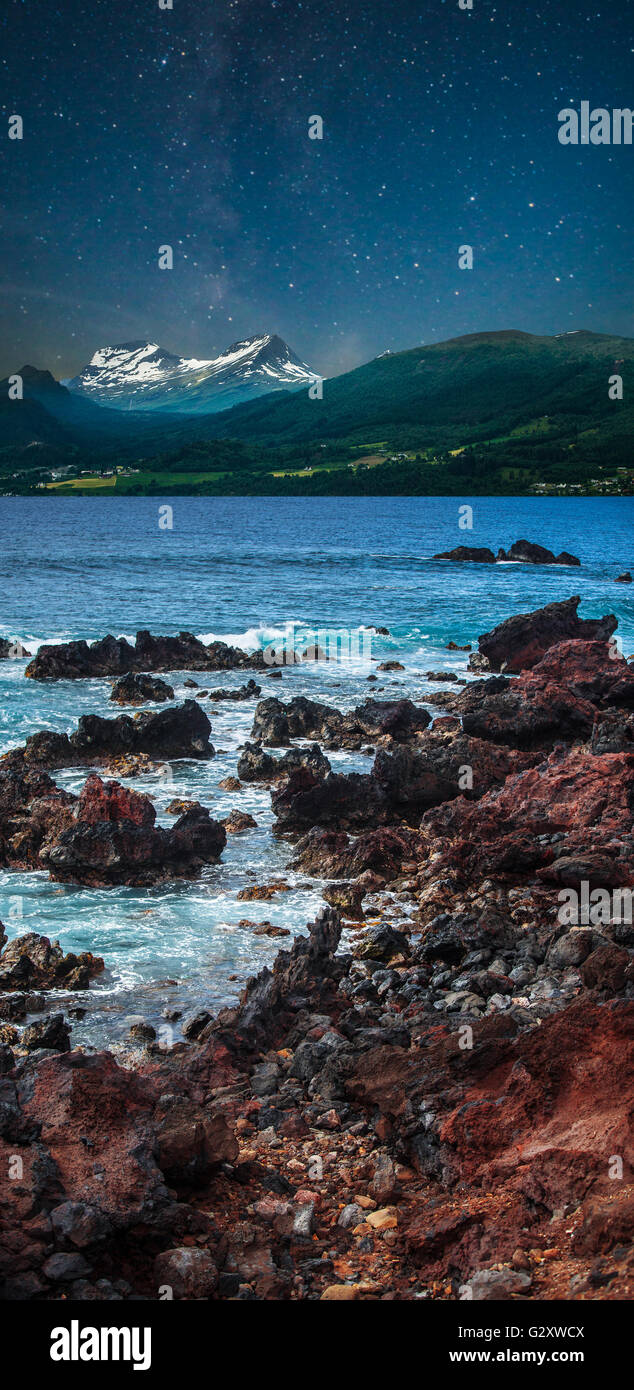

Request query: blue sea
[{"left": 0, "top": 495, "right": 632, "bottom": 1050}]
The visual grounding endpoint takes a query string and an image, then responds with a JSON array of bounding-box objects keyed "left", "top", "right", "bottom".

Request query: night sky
[{"left": 1, "top": 0, "right": 633, "bottom": 380}]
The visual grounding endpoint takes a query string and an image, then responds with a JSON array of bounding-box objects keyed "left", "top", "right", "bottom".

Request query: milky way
[{"left": 1, "top": 0, "right": 633, "bottom": 378}]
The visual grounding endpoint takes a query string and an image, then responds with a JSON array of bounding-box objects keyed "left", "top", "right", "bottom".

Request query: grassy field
[
  {"left": 48, "top": 470, "right": 229, "bottom": 493},
  {"left": 48, "top": 475, "right": 117, "bottom": 491}
]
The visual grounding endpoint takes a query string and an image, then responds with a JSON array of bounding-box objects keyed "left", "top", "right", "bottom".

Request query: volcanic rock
[
  {"left": 110, "top": 673, "right": 175, "bottom": 704},
  {"left": 0, "top": 932, "right": 104, "bottom": 992},
  {"left": 208, "top": 679, "right": 261, "bottom": 701},
  {"left": 39, "top": 775, "right": 226, "bottom": 886},
  {"left": 474, "top": 596, "right": 617, "bottom": 673},
  {"left": 496, "top": 539, "right": 580, "bottom": 566},
  {"left": 4, "top": 700, "right": 214, "bottom": 770},
  {"left": 21, "top": 1013, "right": 71, "bottom": 1053},
  {"left": 251, "top": 696, "right": 429, "bottom": 750},
  {"left": 433, "top": 547, "right": 496, "bottom": 563},
  {"left": 25, "top": 630, "right": 266, "bottom": 681},
  {"left": 0, "top": 638, "right": 31, "bottom": 659},
  {"left": 237, "top": 742, "right": 330, "bottom": 783}
]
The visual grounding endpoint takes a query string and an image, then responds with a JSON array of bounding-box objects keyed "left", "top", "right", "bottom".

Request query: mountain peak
[
  {"left": 68, "top": 332, "right": 314, "bottom": 414},
  {"left": 18, "top": 365, "right": 61, "bottom": 386}
]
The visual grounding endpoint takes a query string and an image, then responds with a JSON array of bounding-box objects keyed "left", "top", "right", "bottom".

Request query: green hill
[{"left": 2, "top": 330, "right": 633, "bottom": 495}]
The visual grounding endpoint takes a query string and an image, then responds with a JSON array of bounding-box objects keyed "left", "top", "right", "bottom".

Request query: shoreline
[{"left": 1, "top": 593, "right": 634, "bottom": 1300}]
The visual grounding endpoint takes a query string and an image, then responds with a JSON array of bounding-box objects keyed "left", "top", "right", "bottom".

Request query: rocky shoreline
[{"left": 1, "top": 594, "right": 634, "bottom": 1302}]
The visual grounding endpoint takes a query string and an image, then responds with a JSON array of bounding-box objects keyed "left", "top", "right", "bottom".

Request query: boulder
[
  {"left": 207, "top": 679, "right": 261, "bottom": 701},
  {"left": 292, "top": 825, "right": 417, "bottom": 879},
  {"left": 39, "top": 775, "right": 226, "bottom": 886},
  {"left": 21, "top": 1012, "right": 71, "bottom": 1052},
  {"left": 271, "top": 768, "right": 386, "bottom": 835},
  {"left": 0, "top": 932, "right": 104, "bottom": 992},
  {"left": 154, "top": 1247, "right": 218, "bottom": 1300},
  {"left": 237, "top": 742, "right": 330, "bottom": 783},
  {"left": 110, "top": 673, "right": 175, "bottom": 705},
  {"left": 476, "top": 596, "right": 617, "bottom": 673},
  {"left": 0, "top": 638, "right": 31, "bottom": 659},
  {"left": 251, "top": 695, "right": 429, "bottom": 751}
]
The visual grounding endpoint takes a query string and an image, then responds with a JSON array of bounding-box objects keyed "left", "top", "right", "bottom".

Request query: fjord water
[{"left": 0, "top": 495, "right": 632, "bottom": 1050}]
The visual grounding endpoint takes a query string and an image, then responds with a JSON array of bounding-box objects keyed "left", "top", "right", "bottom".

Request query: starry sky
[{"left": 1, "top": 0, "right": 633, "bottom": 380}]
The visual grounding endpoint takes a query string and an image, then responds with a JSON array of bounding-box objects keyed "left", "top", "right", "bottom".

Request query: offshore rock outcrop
[
  {"left": 433, "top": 539, "right": 580, "bottom": 566},
  {"left": 237, "top": 741, "right": 331, "bottom": 783},
  {"left": 25, "top": 630, "right": 267, "bottom": 680},
  {"left": 1, "top": 700, "right": 214, "bottom": 770},
  {"left": 0, "top": 638, "right": 31, "bottom": 659},
  {"left": 0, "top": 767, "right": 226, "bottom": 885},
  {"left": 0, "top": 930, "right": 104, "bottom": 995},
  {"left": 39, "top": 775, "right": 227, "bottom": 886}
]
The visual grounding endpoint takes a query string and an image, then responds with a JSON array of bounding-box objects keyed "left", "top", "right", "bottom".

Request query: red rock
[
  {"left": 477, "top": 596, "right": 617, "bottom": 673},
  {"left": 76, "top": 774, "right": 156, "bottom": 828},
  {"left": 421, "top": 747, "right": 634, "bottom": 884}
]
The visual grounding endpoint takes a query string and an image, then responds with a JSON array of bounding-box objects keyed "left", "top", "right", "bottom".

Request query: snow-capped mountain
[{"left": 66, "top": 334, "right": 315, "bottom": 414}]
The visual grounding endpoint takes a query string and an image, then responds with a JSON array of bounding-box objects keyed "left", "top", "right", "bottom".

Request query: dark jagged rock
[
  {"left": 291, "top": 825, "right": 418, "bottom": 879},
  {"left": 437, "top": 641, "right": 634, "bottom": 751},
  {"left": 21, "top": 1013, "right": 71, "bottom": 1053},
  {"left": 373, "top": 733, "right": 539, "bottom": 806},
  {"left": 110, "top": 673, "right": 175, "bottom": 705},
  {"left": 214, "top": 907, "right": 346, "bottom": 1052},
  {"left": 271, "top": 728, "right": 539, "bottom": 837},
  {"left": 352, "top": 924, "right": 412, "bottom": 964},
  {"left": 591, "top": 708, "right": 634, "bottom": 754},
  {"left": 322, "top": 881, "right": 365, "bottom": 918},
  {"left": 271, "top": 769, "right": 387, "bottom": 835},
  {"left": 3, "top": 700, "right": 214, "bottom": 771},
  {"left": 459, "top": 681, "right": 596, "bottom": 750},
  {"left": 496, "top": 539, "right": 580, "bottom": 566},
  {"left": 433, "top": 546, "right": 496, "bottom": 563},
  {"left": 434, "top": 541, "right": 580, "bottom": 567},
  {"left": 0, "top": 932, "right": 104, "bottom": 992},
  {"left": 39, "top": 775, "right": 226, "bottom": 886},
  {"left": 237, "top": 742, "right": 330, "bottom": 783},
  {"left": 222, "top": 810, "right": 258, "bottom": 833},
  {"left": 0, "top": 767, "right": 76, "bottom": 870},
  {"left": 25, "top": 630, "right": 266, "bottom": 681},
  {"left": 208, "top": 679, "right": 261, "bottom": 701},
  {"left": 251, "top": 695, "right": 430, "bottom": 750},
  {"left": 475, "top": 596, "right": 617, "bottom": 673}
]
